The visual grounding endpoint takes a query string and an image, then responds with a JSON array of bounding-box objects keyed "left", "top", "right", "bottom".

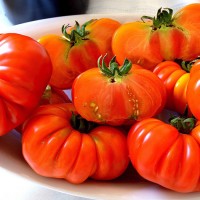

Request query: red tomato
[
  {"left": 16, "top": 85, "right": 71, "bottom": 134},
  {"left": 38, "top": 18, "right": 121, "bottom": 89},
  {"left": 153, "top": 58, "right": 200, "bottom": 117},
  {"left": 187, "top": 59, "right": 200, "bottom": 120},
  {"left": 112, "top": 4, "right": 200, "bottom": 70},
  {"left": 72, "top": 56, "right": 166, "bottom": 126},
  {"left": 153, "top": 60, "right": 189, "bottom": 115},
  {"left": 0, "top": 33, "right": 52, "bottom": 136},
  {"left": 127, "top": 117, "right": 200, "bottom": 193},
  {"left": 22, "top": 103, "right": 129, "bottom": 184}
]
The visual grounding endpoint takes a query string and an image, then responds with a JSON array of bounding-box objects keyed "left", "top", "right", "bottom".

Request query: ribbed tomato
[
  {"left": 0, "top": 33, "right": 52, "bottom": 136},
  {"left": 112, "top": 3, "right": 200, "bottom": 70},
  {"left": 153, "top": 60, "right": 189, "bottom": 115},
  {"left": 153, "top": 58, "right": 200, "bottom": 117},
  {"left": 127, "top": 116, "right": 200, "bottom": 193},
  {"left": 187, "top": 59, "right": 200, "bottom": 120},
  {"left": 72, "top": 56, "right": 166, "bottom": 126},
  {"left": 38, "top": 18, "right": 121, "bottom": 89},
  {"left": 22, "top": 103, "right": 129, "bottom": 184}
]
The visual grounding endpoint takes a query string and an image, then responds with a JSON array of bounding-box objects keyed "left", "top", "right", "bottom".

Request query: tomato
[
  {"left": 72, "top": 56, "right": 166, "bottom": 126},
  {"left": 40, "top": 85, "right": 71, "bottom": 105},
  {"left": 112, "top": 3, "right": 200, "bottom": 70},
  {"left": 38, "top": 18, "right": 121, "bottom": 89},
  {"left": 127, "top": 116, "right": 200, "bottom": 193},
  {"left": 153, "top": 58, "right": 200, "bottom": 116},
  {"left": 153, "top": 60, "right": 189, "bottom": 115},
  {"left": 22, "top": 103, "right": 129, "bottom": 184},
  {"left": 16, "top": 85, "right": 71, "bottom": 134},
  {"left": 187, "top": 59, "right": 200, "bottom": 120},
  {"left": 173, "top": 3, "right": 200, "bottom": 60},
  {"left": 0, "top": 33, "right": 52, "bottom": 136}
]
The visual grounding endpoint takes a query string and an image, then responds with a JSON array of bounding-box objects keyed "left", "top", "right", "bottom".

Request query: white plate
[{"left": 0, "top": 14, "right": 200, "bottom": 200}]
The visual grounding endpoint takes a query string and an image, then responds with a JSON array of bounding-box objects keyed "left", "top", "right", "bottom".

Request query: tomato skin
[
  {"left": 112, "top": 3, "right": 200, "bottom": 70},
  {"left": 153, "top": 59, "right": 200, "bottom": 117},
  {"left": 72, "top": 66, "right": 166, "bottom": 126},
  {"left": 112, "top": 21, "right": 163, "bottom": 70},
  {"left": 0, "top": 33, "right": 52, "bottom": 136},
  {"left": 187, "top": 63, "right": 200, "bottom": 120},
  {"left": 16, "top": 86, "right": 71, "bottom": 134},
  {"left": 173, "top": 3, "right": 200, "bottom": 60},
  {"left": 38, "top": 18, "right": 121, "bottom": 89},
  {"left": 153, "top": 61, "right": 189, "bottom": 114},
  {"left": 22, "top": 103, "right": 129, "bottom": 184},
  {"left": 127, "top": 118, "right": 200, "bottom": 193}
]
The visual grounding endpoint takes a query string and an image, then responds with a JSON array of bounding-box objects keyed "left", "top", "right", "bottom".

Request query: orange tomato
[
  {"left": 153, "top": 58, "right": 200, "bottom": 117},
  {"left": 173, "top": 4, "right": 200, "bottom": 60},
  {"left": 72, "top": 56, "right": 166, "bottom": 126},
  {"left": 153, "top": 61, "right": 189, "bottom": 115},
  {"left": 112, "top": 4, "right": 200, "bottom": 70},
  {"left": 187, "top": 59, "right": 200, "bottom": 120},
  {"left": 0, "top": 33, "right": 52, "bottom": 135},
  {"left": 38, "top": 18, "right": 121, "bottom": 89}
]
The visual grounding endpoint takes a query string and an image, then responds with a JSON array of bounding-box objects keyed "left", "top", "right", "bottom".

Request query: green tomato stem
[
  {"left": 175, "top": 56, "right": 200, "bottom": 72},
  {"left": 169, "top": 116, "right": 196, "bottom": 134},
  {"left": 70, "top": 112, "right": 97, "bottom": 133},
  {"left": 141, "top": 7, "right": 174, "bottom": 30},
  {"left": 61, "top": 19, "right": 95, "bottom": 44},
  {"left": 98, "top": 55, "right": 132, "bottom": 79}
]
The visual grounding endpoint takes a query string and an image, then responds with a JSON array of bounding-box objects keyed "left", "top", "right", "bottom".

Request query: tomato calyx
[
  {"left": 169, "top": 115, "right": 196, "bottom": 134},
  {"left": 175, "top": 56, "right": 200, "bottom": 72},
  {"left": 141, "top": 7, "right": 174, "bottom": 30},
  {"left": 62, "top": 19, "right": 94, "bottom": 45},
  {"left": 70, "top": 112, "right": 97, "bottom": 133},
  {"left": 98, "top": 55, "right": 132, "bottom": 82}
]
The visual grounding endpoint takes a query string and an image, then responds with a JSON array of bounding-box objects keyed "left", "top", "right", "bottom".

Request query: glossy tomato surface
[
  {"left": 0, "top": 33, "right": 52, "bottom": 136},
  {"left": 112, "top": 3, "right": 200, "bottom": 70},
  {"left": 22, "top": 103, "right": 129, "bottom": 184},
  {"left": 112, "top": 20, "right": 163, "bottom": 70},
  {"left": 173, "top": 3, "right": 200, "bottom": 60},
  {"left": 127, "top": 118, "right": 200, "bottom": 193},
  {"left": 187, "top": 60, "right": 200, "bottom": 120},
  {"left": 153, "top": 61, "right": 189, "bottom": 115},
  {"left": 72, "top": 58, "right": 166, "bottom": 126}
]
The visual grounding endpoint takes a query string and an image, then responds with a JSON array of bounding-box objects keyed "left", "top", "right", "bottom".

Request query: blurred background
[
  {"left": 1, "top": 0, "right": 200, "bottom": 30},
  {"left": 0, "top": 0, "right": 89, "bottom": 28}
]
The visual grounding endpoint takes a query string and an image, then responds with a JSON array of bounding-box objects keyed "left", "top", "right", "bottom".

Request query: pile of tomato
[{"left": 1, "top": 3, "right": 200, "bottom": 193}]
